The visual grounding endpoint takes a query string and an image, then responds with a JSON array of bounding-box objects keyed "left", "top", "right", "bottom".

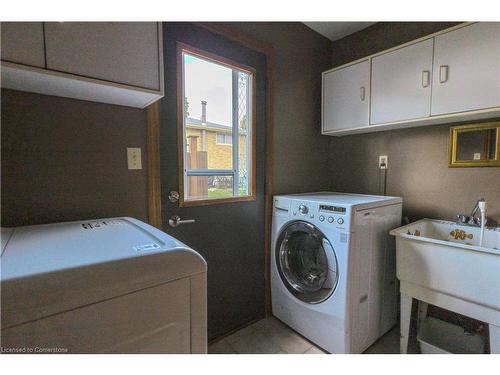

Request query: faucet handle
[{"left": 468, "top": 216, "right": 479, "bottom": 225}]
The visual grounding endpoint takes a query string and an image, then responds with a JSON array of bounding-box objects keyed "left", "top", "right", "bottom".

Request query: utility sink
[
  {"left": 390, "top": 218, "right": 500, "bottom": 354},
  {"left": 392, "top": 218, "right": 499, "bottom": 251}
]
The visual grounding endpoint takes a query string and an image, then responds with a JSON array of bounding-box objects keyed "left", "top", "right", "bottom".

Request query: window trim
[
  {"left": 177, "top": 42, "right": 256, "bottom": 207},
  {"left": 215, "top": 132, "right": 233, "bottom": 146}
]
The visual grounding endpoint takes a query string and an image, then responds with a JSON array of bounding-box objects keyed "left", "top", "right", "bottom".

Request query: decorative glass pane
[{"left": 237, "top": 72, "right": 250, "bottom": 196}]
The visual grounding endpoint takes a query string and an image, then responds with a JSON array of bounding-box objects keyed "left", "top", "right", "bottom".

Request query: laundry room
[{"left": 1, "top": 1, "right": 499, "bottom": 374}]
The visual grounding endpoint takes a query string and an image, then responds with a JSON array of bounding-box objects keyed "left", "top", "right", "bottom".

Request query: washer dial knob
[
  {"left": 337, "top": 218, "right": 344, "bottom": 224},
  {"left": 327, "top": 217, "right": 334, "bottom": 223},
  {"left": 298, "top": 204, "right": 309, "bottom": 215}
]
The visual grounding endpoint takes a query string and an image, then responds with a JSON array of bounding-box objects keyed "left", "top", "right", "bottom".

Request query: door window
[{"left": 179, "top": 45, "right": 255, "bottom": 205}]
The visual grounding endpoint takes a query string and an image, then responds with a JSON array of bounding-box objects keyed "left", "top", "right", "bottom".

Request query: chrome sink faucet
[
  {"left": 457, "top": 198, "right": 488, "bottom": 247},
  {"left": 468, "top": 198, "right": 487, "bottom": 226},
  {"left": 457, "top": 198, "right": 487, "bottom": 227}
]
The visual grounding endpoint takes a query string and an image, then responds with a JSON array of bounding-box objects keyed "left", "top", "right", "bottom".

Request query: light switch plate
[
  {"left": 379, "top": 155, "right": 388, "bottom": 169},
  {"left": 127, "top": 147, "right": 142, "bottom": 170}
]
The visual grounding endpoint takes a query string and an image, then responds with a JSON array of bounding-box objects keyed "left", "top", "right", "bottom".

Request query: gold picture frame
[{"left": 449, "top": 121, "right": 500, "bottom": 167}]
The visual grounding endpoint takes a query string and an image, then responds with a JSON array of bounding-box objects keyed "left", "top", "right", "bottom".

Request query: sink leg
[
  {"left": 400, "top": 293, "right": 413, "bottom": 354},
  {"left": 490, "top": 324, "right": 500, "bottom": 354},
  {"left": 417, "top": 301, "right": 428, "bottom": 332}
]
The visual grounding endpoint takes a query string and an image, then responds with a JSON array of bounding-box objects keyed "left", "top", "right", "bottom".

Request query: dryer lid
[{"left": 1, "top": 217, "right": 206, "bottom": 328}]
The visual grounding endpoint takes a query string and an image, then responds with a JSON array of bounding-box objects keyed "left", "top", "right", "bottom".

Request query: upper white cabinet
[
  {"left": 431, "top": 22, "right": 500, "bottom": 116},
  {"left": 322, "top": 22, "right": 500, "bottom": 136},
  {"left": 0, "top": 22, "right": 164, "bottom": 108},
  {"left": 44, "top": 22, "right": 160, "bottom": 91},
  {"left": 322, "top": 60, "right": 370, "bottom": 132},
  {"left": 371, "top": 39, "right": 434, "bottom": 124},
  {"left": 0, "top": 22, "right": 45, "bottom": 68}
]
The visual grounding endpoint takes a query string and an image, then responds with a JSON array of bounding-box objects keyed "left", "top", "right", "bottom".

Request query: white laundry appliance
[
  {"left": 271, "top": 192, "right": 402, "bottom": 353},
  {"left": 1, "top": 217, "right": 207, "bottom": 354}
]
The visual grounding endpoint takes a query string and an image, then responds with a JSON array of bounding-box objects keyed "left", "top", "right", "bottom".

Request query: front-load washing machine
[{"left": 271, "top": 192, "right": 402, "bottom": 353}]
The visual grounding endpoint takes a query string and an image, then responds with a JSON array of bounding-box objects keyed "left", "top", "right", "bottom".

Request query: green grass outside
[{"left": 207, "top": 187, "right": 248, "bottom": 199}]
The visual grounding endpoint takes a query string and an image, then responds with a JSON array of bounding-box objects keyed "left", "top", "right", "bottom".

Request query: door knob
[{"left": 169, "top": 215, "right": 195, "bottom": 228}]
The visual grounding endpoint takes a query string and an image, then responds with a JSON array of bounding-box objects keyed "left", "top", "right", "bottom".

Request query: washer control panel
[
  {"left": 290, "top": 200, "right": 349, "bottom": 229},
  {"left": 319, "top": 204, "right": 346, "bottom": 215}
]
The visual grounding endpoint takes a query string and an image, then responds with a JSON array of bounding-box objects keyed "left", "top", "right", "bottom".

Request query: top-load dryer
[
  {"left": 1, "top": 217, "right": 207, "bottom": 354},
  {"left": 271, "top": 192, "right": 402, "bottom": 353}
]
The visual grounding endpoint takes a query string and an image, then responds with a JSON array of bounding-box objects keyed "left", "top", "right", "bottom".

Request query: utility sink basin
[
  {"left": 390, "top": 219, "right": 500, "bottom": 312},
  {"left": 391, "top": 219, "right": 500, "bottom": 353},
  {"left": 392, "top": 218, "right": 500, "bottom": 252},
  {"left": 391, "top": 219, "right": 500, "bottom": 254}
]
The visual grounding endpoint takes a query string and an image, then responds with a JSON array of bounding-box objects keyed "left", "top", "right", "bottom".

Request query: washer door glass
[{"left": 276, "top": 221, "right": 338, "bottom": 304}]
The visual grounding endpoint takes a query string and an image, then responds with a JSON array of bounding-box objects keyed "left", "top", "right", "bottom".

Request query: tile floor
[{"left": 208, "top": 316, "right": 402, "bottom": 354}]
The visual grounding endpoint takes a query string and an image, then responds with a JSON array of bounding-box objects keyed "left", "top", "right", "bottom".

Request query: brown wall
[
  {"left": 328, "top": 22, "right": 500, "bottom": 223},
  {"left": 1, "top": 89, "right": 149, "bottom": 227},
  {"left": 224, "top": 22, "right": 333, "bottom": 194}
]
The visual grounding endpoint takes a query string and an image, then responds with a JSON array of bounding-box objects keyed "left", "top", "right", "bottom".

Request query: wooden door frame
[
  {"left": 146, "top": 22, "right": 275, "bottom": 316},
  {"left": 147, "top": 101, "right": 162, "bottom": 229}
]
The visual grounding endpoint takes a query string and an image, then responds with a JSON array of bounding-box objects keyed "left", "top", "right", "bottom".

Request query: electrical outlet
[
  {"left": 127, "top": 147, "right": 142, "bottom": 170},
  {"left": 379, "top": 155, "right": 388, "bottom": 169}
]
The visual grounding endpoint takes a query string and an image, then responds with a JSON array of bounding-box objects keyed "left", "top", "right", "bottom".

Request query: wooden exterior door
[{"left": 159, "top": 23, "right": 267, "bottom": 340}]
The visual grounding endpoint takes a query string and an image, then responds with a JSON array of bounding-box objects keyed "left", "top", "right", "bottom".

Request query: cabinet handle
[
  {"left": 439, "top": 65, "right": 449, "bottom": 83},
  {"left": 421, "top": 70, "right": 430, "bottom": 88},
  {"left": 360, "top": 86, "right": 366, "bottom": 101}
]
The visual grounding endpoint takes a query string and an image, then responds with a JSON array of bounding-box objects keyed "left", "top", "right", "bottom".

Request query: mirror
[{"left": 449, "top": 121, "right": 500, "bottom": 167}]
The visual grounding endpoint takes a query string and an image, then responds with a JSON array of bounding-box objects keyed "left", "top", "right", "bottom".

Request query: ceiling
[{"left": 303, "top": 22, "right": 376, "bottom": 41}]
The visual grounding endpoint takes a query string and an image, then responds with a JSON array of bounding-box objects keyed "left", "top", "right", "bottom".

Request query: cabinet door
[
  {"left": 44, "top": 22, "right": 160, "bottom": 91},
  {"left": 0, "top": 22, "right": 45, "bottom": 67},
  {"left": 322, "top": 60, "right": 370, "bottom": 132},
  {"left": 431, "top": 23, "right": 500, "bottom": 116},
  {"left": 371, "top": 39, "right": 434, "bottom": 124}
]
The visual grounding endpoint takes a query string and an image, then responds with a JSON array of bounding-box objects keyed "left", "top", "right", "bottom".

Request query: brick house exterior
[{"left": 185, "top": 117, "right": 248, "bottom": 170}]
